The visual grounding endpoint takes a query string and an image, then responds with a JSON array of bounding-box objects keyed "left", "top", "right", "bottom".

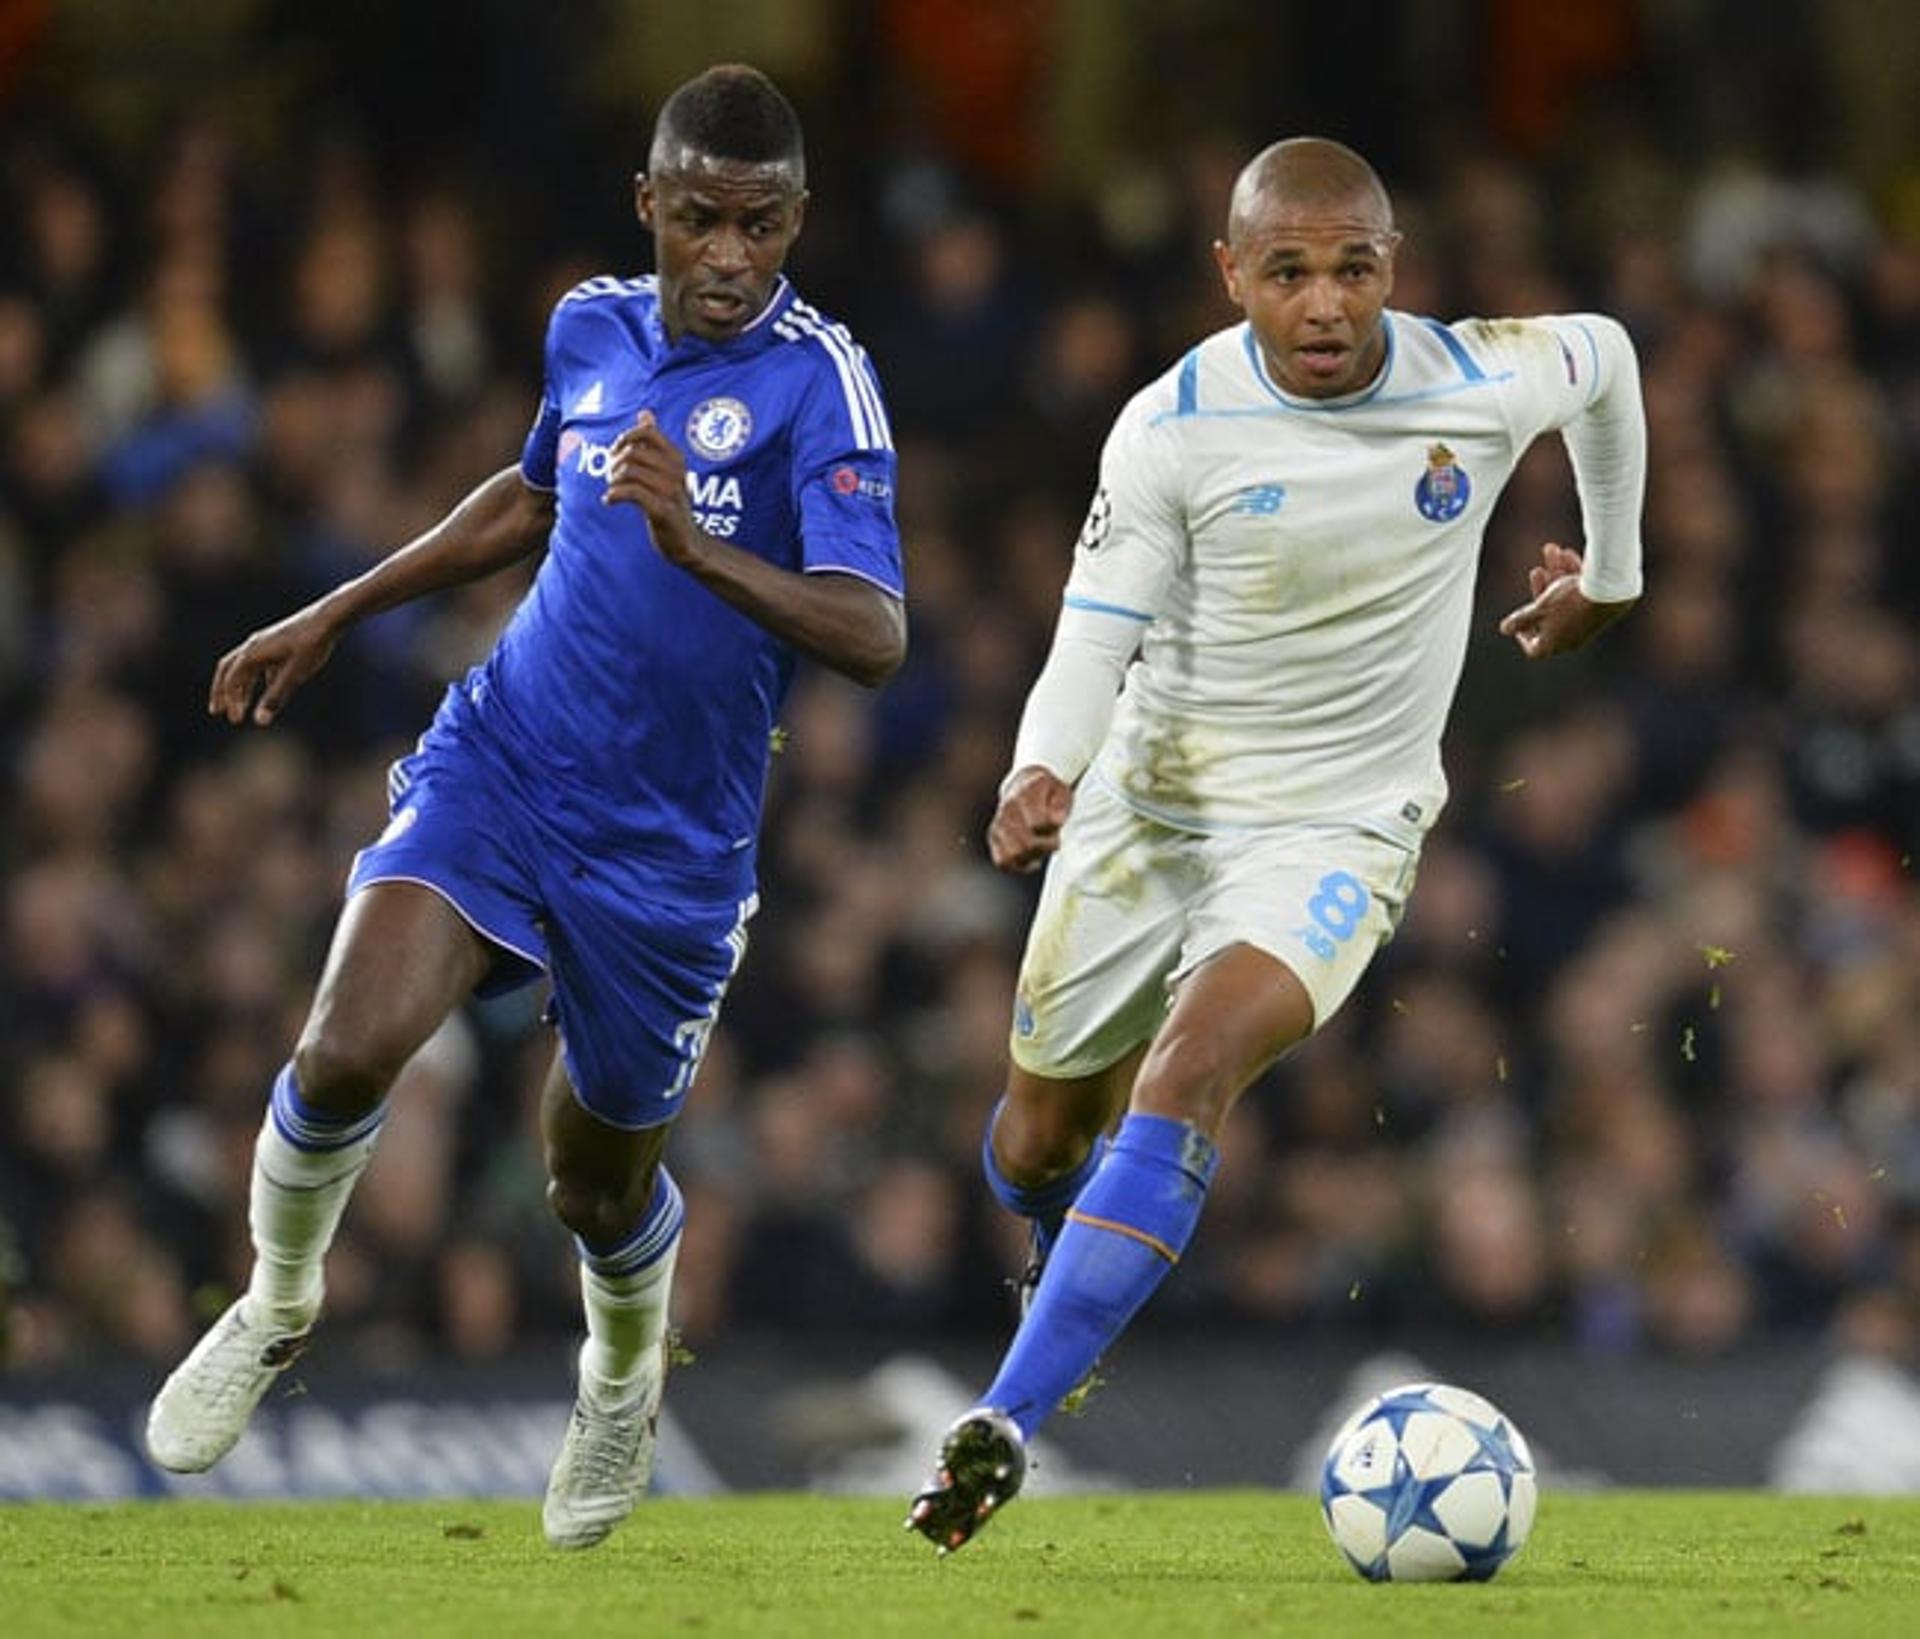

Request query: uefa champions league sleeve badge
[
  {"left": 1415, "top": 442, "right": 1471, "bottom": 522},
  {"left": 1077, "top": 486, "right": 1113, "bottom": 553}
]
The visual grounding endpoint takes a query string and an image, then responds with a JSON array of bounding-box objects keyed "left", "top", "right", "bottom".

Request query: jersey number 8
[{"left": 1291, "top": 870, "right": 1371, "bottom": 961}]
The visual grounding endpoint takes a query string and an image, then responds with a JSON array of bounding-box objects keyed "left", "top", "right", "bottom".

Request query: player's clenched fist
[
  {"left": 602, "top": 410, "right": 701, "bottom": 563},
  {"left": 1497, "top": 540, "right": 1635, "bottom": 660},
  {"left": 988, "top": 765, "right": 1075, "bottom": 873}
]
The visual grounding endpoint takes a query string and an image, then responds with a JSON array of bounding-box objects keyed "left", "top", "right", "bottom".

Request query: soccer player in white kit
[{"left": 908, "top": 137, "right": 1646, "bottom": 1552}]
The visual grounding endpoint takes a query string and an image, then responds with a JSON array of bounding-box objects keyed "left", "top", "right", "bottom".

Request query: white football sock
[
  {"left": 580, "top": 1239, "right": 679, "bottom": 1395},
  {"left": 243, "top": 1113, "right": 381, "bottom": 1330}
]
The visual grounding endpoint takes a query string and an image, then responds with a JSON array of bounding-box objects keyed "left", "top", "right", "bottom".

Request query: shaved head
[{"left": 1227, "top": 138, "right": 1394, "bottom": 248}]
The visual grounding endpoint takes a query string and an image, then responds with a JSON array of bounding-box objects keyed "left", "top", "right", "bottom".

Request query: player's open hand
[
  {"left": 1497, "top": 541, "right": 1634, "bottom": 660},
  {"left": 603, "top": 410, "right": 701, "bottom": 564},
  {"left": 208, "top": 603, "right": 342, "bottom": 726},
  {"left": 989, "top": 766, "right": 1075, "bottom": 873}
]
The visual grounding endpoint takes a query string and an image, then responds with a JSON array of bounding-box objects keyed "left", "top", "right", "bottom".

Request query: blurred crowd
[{"left": 4, "top": 4, "right": 1920, "bottom": 1382}]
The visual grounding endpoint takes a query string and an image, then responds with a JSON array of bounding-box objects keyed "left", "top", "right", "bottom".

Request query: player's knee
[
  {"left": 546, "top": 1169, "right": 653, "bottom": 1246},
  {"left": 992, "top": 1098, "right": 1101, "bottom": 1186},
  {"left": 290, "top": 1029, "right": 408, "bottom": 1121},
  {"left": 1131, "top": 1031, "right": 1238, "bottom": 1137}
]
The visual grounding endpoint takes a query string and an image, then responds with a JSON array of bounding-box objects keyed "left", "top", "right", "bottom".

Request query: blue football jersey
[{"left": 439, "top": 274, "right": 902, "bottom": 900}]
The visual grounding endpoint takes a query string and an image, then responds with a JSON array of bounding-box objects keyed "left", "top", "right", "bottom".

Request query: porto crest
[{"left": 1414, "top": 442, "right": 1471, "bottom": 522}]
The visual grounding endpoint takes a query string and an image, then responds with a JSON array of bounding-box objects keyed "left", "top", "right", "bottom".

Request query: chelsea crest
[
  {"left": 1415, "top": 442, "right": 1471, "bottom": 522},
  {"left": 686, "top": 397, "right": 754, "bottom": 462}
]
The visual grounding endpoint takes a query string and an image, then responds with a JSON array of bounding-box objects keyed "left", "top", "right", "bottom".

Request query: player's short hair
[
  {"left": 650, "top": 64, "right": 805, "bottom": 184},
  {"left": 1229, "top": 138, "right": 1393, "bottom": 244}
]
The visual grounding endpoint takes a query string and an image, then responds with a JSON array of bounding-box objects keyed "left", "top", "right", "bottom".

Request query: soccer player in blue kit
[{"left": 145, "top": 65, "right": 905, "bottom": 1549}]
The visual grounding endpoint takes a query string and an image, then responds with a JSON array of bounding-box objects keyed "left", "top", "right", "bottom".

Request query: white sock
[
  {"left": 580, "top": 1239, "right": 678, "bottom": 1396},
  {"left": 243, "top": 1112, "right": 380, "bottom": 1331}
]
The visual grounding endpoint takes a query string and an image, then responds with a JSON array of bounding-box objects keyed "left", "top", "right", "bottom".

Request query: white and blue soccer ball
[{"left": 1319, "top": 1381, "right": 1537, "bottom": 1583}]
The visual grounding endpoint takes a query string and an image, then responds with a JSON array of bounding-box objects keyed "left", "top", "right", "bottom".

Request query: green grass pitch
[{"left": 2, "top": 1493, "right": 1915, "bottom": 1637}]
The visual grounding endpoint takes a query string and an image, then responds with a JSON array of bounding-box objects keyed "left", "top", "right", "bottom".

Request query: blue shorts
[{"left": 346, "top": 733, "right": 755, "bottom": 1130}]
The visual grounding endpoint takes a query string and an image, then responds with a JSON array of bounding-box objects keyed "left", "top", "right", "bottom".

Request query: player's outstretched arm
[
  {"left": 603, "top": 411, "right": 905, "bottom": 687},
  {"left": 210, "top": 466, "right": 554, "bottom": 726},
  {"left": 1497, "top": 541, "right": 1638, "bottom": 660}
]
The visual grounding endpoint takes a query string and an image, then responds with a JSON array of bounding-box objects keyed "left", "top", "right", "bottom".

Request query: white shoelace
[{"left": 563, "top": 1391, "right": 649, "bottom": 1493}]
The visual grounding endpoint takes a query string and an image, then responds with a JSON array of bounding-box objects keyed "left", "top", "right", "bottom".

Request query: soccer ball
[{"left": 1319, "top": 1381, "right": 1537, "bottom": 1582}]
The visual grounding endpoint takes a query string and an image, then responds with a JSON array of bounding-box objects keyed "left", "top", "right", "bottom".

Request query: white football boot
[
  {"left": 145, "top": 1299, "right": 312, "bottom": 1472},
  {"left": 542, "top": 1341, "right": 667, "bottom": 1550}
]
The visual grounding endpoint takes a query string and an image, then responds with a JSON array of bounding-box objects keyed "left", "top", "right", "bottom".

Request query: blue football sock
[
  {"left": 980, "top": 1112, "right": 1219, "bottom": 1439},
  {"left": 981, "top": 1100, "right": 1108, "bottom": 1260},
  {"left": 267, "top": 1062, "right": 386, "bottom": 1154},
  {"left": 576, "top": 1167, "right": 685, "bottom": 1276}
]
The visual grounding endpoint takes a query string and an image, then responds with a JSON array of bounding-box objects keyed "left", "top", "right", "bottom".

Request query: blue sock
[
  {"left": 980, "top": 1112, "right": 1219, "bottom": 1439},
  {"left": 981, "top": 1100, "right": 1108, "bottom": 1260},
  {"left": 267, "top": 1062, "right": 386, "bottom": 1153},
  {"left": 575, "top": 1168, "right": 685, "bottom": 1276}
]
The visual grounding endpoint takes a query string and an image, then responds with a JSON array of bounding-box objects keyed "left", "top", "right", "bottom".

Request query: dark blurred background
[{"left": 2, "top": 0, "right": 1920, "bottom": 1428}]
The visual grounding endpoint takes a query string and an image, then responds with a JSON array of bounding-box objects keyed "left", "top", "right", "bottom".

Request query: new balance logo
[
  {"left": 1231, "top": 483, "right": 1286, "bottom": 516},
  {"left": 571, "top": 381, "right": 605, "bottom": 417}
]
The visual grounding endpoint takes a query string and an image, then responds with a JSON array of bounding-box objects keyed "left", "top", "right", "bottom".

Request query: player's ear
[
  {"left": 788, "top": 188, "right": 809, "bottom": 243},
  {"left": 1212, "top": 240, "right": 1241, "bottom": 306},
  {"left": 635, "top": 173, "right": 655, "bottom": 231}
]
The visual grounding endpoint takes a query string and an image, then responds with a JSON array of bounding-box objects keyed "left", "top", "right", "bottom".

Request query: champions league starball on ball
[{"left": 1319, "top": 1382, "right": 1538, "bottom": 1583}]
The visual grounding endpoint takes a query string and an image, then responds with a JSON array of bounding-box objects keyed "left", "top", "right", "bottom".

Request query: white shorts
[{"left": 1009, "top": 776, "right": 1419, "bottom": 1080}]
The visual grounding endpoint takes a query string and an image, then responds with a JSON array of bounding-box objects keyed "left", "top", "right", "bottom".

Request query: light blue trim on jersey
[
  {"left": 1241, "top": 313, "right": 1397, "bottom": 411},
  {"left": 1175, "top": 348, "right": 1201, "bottom": 416},
  {"left": 1064, "top": 593, "right": 1155, "bottom": 622},
  {"left": 1418, "top": 317, "right": 1486, "bottom": 382},
  {"left": 1088, "top": 767, "right": 1427, "bottom": 851},
  {"left": 1152, "top": 371, "right": 1515, "bottom": 425},
  {"left": 1574, "top": 319, "right": 1602, "bottom": 408}
]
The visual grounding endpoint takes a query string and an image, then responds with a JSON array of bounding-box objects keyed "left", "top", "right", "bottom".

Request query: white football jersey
[{"left": 1062, "top": 310, "right": 1641, "bottom": 847}]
